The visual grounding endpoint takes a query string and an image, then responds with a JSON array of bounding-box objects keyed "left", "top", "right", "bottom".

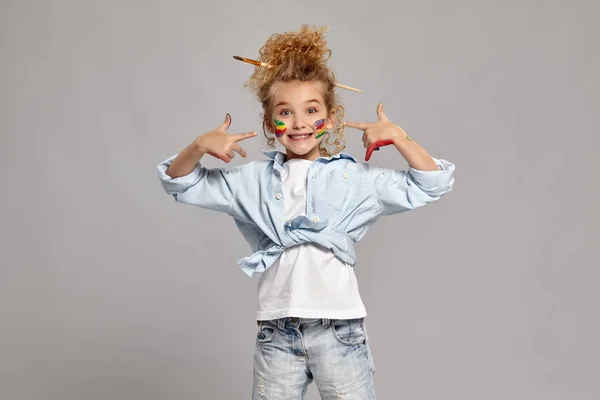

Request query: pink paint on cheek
[{"left": 314, "top": 119, "right": 325, "bottom": 138}]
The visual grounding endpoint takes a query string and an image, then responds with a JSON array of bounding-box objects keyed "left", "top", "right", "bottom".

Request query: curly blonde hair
[{"left": 244, "top": 25, "right": 346, "bottom": 157}]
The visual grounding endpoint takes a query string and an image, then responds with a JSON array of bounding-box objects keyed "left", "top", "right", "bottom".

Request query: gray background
[{"left": 1, "top": 0, "right": 599, "bottom": 399}]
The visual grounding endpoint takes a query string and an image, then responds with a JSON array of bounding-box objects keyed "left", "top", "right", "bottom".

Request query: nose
[{"left": 292, "top": 117, "right": 307, "bottom": 131}]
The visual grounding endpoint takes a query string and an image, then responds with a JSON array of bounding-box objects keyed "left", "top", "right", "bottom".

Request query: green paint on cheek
[{"left": 273, "top": 119, "right": 286, "bottom": 136}]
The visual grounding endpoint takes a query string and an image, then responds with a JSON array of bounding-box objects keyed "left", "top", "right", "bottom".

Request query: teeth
[{"left": 290, "top": 134, "right": 311, "bottom": 139}]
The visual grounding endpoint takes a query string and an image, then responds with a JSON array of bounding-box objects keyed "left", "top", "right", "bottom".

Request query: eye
[
  {"left": 307, "top": 108, "right": 318, "bottom": 114},
  {"left": 280, "top": 110, "right": 291, "bottom": 116}
]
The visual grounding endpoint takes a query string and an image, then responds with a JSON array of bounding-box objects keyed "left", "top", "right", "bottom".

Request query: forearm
[
  {"left": 394, "top": 134, "right": 439, "bottom": 171},
  {"left": 165, "top": 140, "right": 205, "bottom": 178}
]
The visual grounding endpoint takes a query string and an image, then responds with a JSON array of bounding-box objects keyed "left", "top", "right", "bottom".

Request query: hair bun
[
  {"left": 259, "top": 25, "right": 331, "bottom": 68},
  {"left": 246, "top": 25, "right": 332, "bottom": 92}
]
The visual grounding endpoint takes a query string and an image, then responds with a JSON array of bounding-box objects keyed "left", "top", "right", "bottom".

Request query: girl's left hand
[{"left": 345, "top": 103, "right": 410, "bottom": 161}]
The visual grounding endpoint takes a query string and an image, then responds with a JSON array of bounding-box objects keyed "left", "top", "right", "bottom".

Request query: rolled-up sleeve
[
  {"left": 157, "top": 154, "right": 241, "bottom": 215},
  {"left": 368, "top": 157, "right": 455, "bottom": 216}
]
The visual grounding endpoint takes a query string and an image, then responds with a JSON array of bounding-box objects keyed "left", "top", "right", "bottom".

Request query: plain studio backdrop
[{"left": 1, "top": 0, "right": 599, "bottom": 399}]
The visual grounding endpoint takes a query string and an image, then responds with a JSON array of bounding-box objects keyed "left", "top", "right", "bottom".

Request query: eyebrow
[{"left": 275, "top": 99, "right": 322, "bottom": 108}]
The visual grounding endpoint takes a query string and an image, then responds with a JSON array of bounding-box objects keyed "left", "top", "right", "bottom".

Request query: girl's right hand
[{"left": 196, "top": 114, "right": 257, "bottom": 163}]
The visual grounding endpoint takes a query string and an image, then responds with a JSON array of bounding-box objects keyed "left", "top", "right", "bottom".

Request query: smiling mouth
[{"left": 288, "top": 133, "right": 313, "bottom": 140}]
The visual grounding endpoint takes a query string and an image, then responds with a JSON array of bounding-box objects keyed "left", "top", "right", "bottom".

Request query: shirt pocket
[{"left": 326, "top": 169, "right": 363, "bottom": 210}]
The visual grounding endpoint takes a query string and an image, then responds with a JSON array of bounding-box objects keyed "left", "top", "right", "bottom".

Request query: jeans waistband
[{"left": 257, "top": 317, "right": 364, "bottom": 330}]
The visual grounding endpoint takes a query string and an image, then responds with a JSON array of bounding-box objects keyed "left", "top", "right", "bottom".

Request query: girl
[{"left": 157, "top": 25, "right": 455, "bottom": 399}]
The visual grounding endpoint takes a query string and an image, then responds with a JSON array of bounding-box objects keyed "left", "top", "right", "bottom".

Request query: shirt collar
[{"left": 261, "top": 149, "right": 357, "bottom": 166}]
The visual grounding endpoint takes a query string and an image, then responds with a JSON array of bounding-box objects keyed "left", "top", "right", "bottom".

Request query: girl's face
[{"left": 269, "top": 80, "right": 334, "bottom": 161}]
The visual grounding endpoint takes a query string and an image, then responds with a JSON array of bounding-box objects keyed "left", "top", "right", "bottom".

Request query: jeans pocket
[
  {"left": 331, "top": 318, "right": 366, "bottom": 346},
  {"left": 256, "top": 320, "right": 277, "bottom": 344}
]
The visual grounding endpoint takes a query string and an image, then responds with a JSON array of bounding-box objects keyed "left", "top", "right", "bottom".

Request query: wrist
[
  {"left": 393, "top": 135, "right": 412, "bottom": 151},
  {"left": 192, "top": 137, "right": 207, "bottom": 157}
]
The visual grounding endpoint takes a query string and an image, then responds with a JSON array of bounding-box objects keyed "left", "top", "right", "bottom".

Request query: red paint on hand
[{"left": 365, "top": 139, "right": 394, "bottom": 161}]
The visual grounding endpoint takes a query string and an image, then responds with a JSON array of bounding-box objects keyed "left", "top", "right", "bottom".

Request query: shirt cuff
[
  {"left": 157, "top": 154, "right": 203, "bottom": 194},
  {"left": 408, "top": 157, "right": 455, "bottom": 197}
]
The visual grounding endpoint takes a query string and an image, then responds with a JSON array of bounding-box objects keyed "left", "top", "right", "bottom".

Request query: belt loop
[
  {"left": 277, "top": 318, "right": 285, "bottom": 330},
  {"left": 322, "top": 318, "right": 330, "bottom": 327}
]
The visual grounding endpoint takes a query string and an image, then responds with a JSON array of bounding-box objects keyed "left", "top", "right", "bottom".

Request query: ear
[
  {"left": 325, "top": 111, "right": 336, "bottom": 130},
  {"left": 264, "top": 119, "right": 275, "bottom": 135}
]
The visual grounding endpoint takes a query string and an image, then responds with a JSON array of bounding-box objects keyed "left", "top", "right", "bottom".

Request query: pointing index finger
[
  {"left": 344, "top": 121, "right": 370, "bottom": 131},
  {"left": 232, "top": 131, "right": 258, "bottom": 142}
]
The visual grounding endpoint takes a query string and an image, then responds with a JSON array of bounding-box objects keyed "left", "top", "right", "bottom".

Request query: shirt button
[
  {"left": 343, "top": 172, "right": 348, "bottom": 179},
  {"left": 313, "top": 216, "right": 320, "bottom": 222},
  {"left": 276, "top": 193, "right": 282, "bottom": 200}
]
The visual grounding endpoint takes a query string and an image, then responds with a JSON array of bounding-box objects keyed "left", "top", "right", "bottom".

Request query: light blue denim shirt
[{"left": 157, "top": 150, "right": 455, "bottom": 277}]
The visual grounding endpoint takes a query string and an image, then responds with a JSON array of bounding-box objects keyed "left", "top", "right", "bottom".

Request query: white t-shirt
[{"left": 256, "top": 158, "right": 367, "bottom": 321}]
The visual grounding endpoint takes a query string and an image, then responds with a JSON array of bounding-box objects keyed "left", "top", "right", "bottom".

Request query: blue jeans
[{"left": 253, "top": 317, "right": 376, "bottom": 399}]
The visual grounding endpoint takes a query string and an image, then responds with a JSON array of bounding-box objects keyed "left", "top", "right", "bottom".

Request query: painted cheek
[
  {"left": 314, "top": 119, "right": 325, "bottom": 138},
  {"left": 273, "top": 119, "right": 287, "bottom": 137}
]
